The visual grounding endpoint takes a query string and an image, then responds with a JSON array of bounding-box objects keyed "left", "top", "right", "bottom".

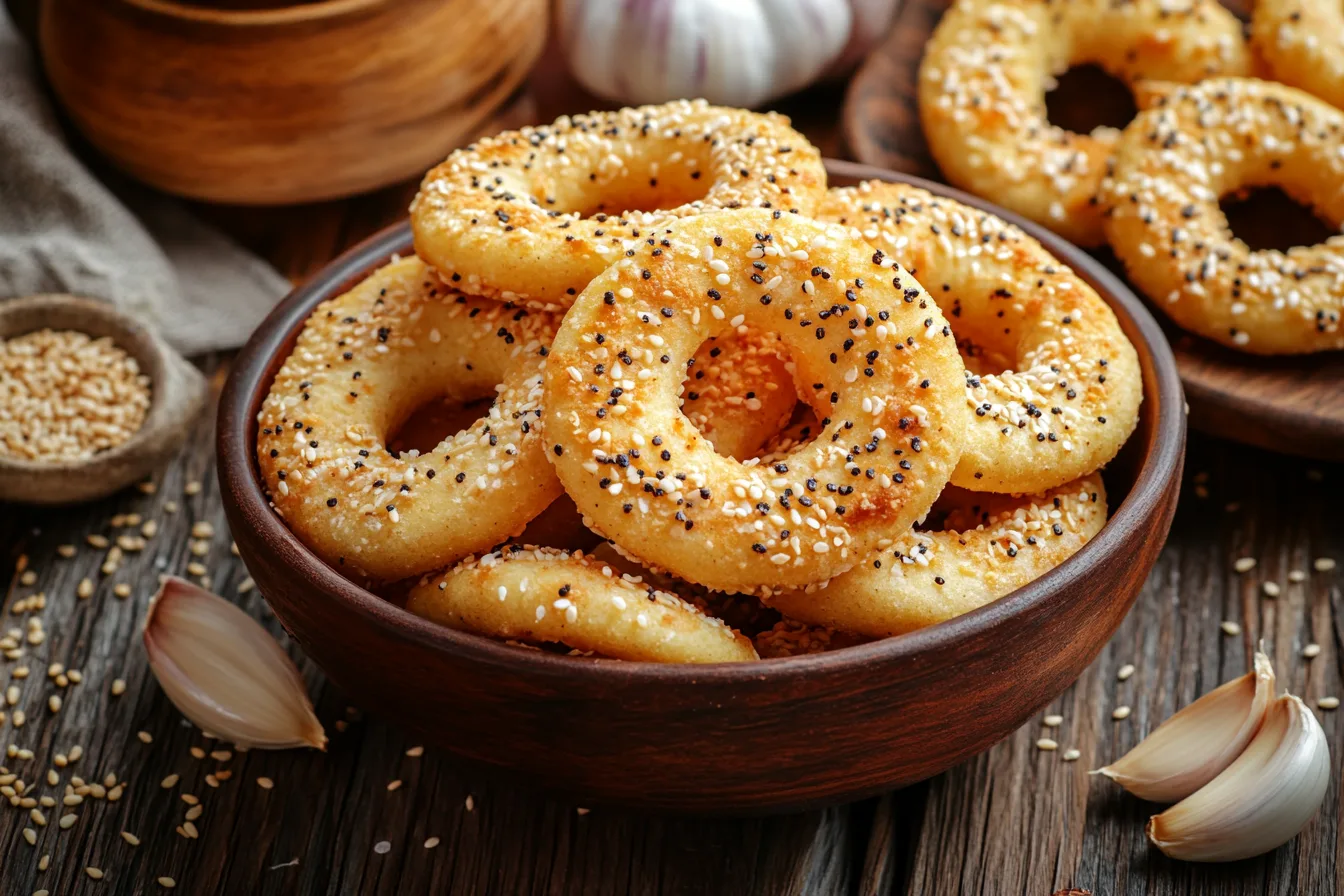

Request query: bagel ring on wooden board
[
  {"left": 543, "top": 208, "right": 969, "bottom": 594},
  {"left": 918, "top": 0, "right": 1251, "bottom": 247},
  {"left": 257, "top": 256, "right": 562, "bottom": 582},
  {"left": 1101, "top": 78, "right": 1344, "bottom": 355},
  {"left": 406, "top": 546, "right": 759, "bottom": 663},
  {"left": 1251, "top": 0, "right": 1344, "bottom": 112},
  {"left": 819, "top": 181, "right": 1142, "bottom": 494},
  {"left": 410, "top": 100, "right": 828, "bottom": 310}
]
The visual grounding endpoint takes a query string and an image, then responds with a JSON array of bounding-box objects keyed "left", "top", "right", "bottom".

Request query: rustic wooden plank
[{"left": 900, "top": 434, "right": 1342, "bottom": 896}]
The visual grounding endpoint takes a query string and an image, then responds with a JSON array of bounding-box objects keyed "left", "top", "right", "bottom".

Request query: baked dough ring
[
  {"left": 257, "top": 257, "right": 561, "bottom": 581},
  {"left": 1102, "top": 78, "right": 1344, "bottom": 355},
  {"left": 820, "top": 181, "right": 1142, "bottom": 493},
  {"left": 543, "top": 208, "right": 968, "bottom": 594},
  {"left": 762, "top": 472, "right": 1107, "bottom": 637},
  {"left": 406, "top": 546, "right": 758, "bottom": 663},
  {"left": 918, "top": 0, "right": 1251, "bottom": 246},
  {"left": 1251, "top": 0, "right": 1344, "bottom": 112},
  {"left": 410, "top": 100, "right": 827, "bottom": 309}
]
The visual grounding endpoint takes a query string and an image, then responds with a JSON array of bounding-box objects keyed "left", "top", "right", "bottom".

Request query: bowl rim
[
  {"left": 116, "top": 0, "right": 388, "bottom": 27},
  {"left": 218, "top": 161, "right": 1186, "bottom": 684}
]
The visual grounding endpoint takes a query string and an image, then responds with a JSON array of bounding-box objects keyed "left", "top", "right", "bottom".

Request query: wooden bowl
[
  {"left": 217, "top": 163, "right": 1185, "bottom": 813},
  {"left": 0, "top": 294, "right": 207, "bottom": 505},
  {"left": 842, "top": 0, "right": 1344, "bottom": 461},
  {"left": 38, "top": 0, "right": 547, "bottom": 204}
]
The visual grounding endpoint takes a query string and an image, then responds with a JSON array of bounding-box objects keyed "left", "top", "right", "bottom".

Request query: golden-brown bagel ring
[
  {"left": 761, "top": 472, "right": 1108, "bottom": 637},
  {"left": 406, "top": 546, "right": 759, "bottom": 663},
  {"left": 918, "top": 0, "right": 1251, "bottom": 246},
  {"left": 411, "top": 100, "right": 827, "bottom": 309},
  {"left": 1102, "top": 78, "right": 1344, "bottom": 355},
  {"left": 257, "top": 257, "right": 561, "bottom": 582},
  {"left": 1252, "top": 0, "right": 1344, "bottom": 112},
  {"left": 820, "top": 181, "right": 1142, "bottom": 493},
  {"left": 543, "top": 208, "right": 968, "bottom": 594}
]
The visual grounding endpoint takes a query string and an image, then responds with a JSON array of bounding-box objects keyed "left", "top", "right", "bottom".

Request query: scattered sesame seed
[
  {"left": 121, "top": 832, "right": 140, "bottom": 846},
  {"left": 1289, "top": 570, "right": 1308, "bottom": 583},
  {"left": 1304, "top": 643, "right": 1322, "bottom": 659},
  {"left": 1233, "top": 557, "right": 1256, "bottom": 573},
  {"left": 257, "top": 777, "right": 274, "bottom": 790},
  {"left": 110, "top": 679, "right": 126, "bottom": 696},
  {"left": 112, "top": 583, "right": 131, "bottom": 599},
  {"left": 1315, "top": 557, "right": 1337, "bottom": 572},
  {"left": 1112, "top": 706, "right": 1132, "bottom": 720},
  {"left": 1319, "top": 697, "right": 1340, "bottom": 710},
  {"left": 1036, "top": 738, "right": 1058, "bottom": 751},
  {"left": 386, "top": 779, "right": 403, "bottom": 792},
  {"left": 185, "top": 480, "right": 202, "bottom": 496},
  {"left": 138, "top": 731, "right": 153, "bottom": 744},
  {"left": 1220, "top": 621, "right": 1242, "bottom": 636},
  {"left": 85, "top": 867, "right": 105, "bottom": 880},
  {"left": 405, "top": 746, "right": 424, "bottom": 757},
  {"left": 1062, "top": 749, "right": 1081, "bottom": 762},
  {"left": 160, "top": 774, "right": 179, "bottom": 789},
  {"left": 465, "top": 794, "right": 475, "bottom": 811},
  {"left": 424, "top": 837, "right": 441, "bottom": 849},
  {"left": 373, "top": 841, "right": 391, "bottom": 855},
  {"left": 1117, "top": 664, "right": 1135, "bottom": 681},
  {"left": 158, "top": 877, "right": 177, "bottom": 889},
  {"left": 1262, "top": 582, "right": 1281, "bottom": 598},
  {"left": 58, "top": 813, "right": 77, "bottom": 829},
  {"left": 1042, "top": 714, "right": 1063, "bottom": 727},
  {"left": 23, "top": 827, "right": 36, "bottom": 845}
]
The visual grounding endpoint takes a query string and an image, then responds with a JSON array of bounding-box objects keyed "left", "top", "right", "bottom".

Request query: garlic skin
[
  {"left": 1147, "top": 694, "right": 1329, "bottom": 862},
  {"left": 143, "top": 577, "right": 326, "bottom": 750},
  {"left": 1095, "top": 652, "right": 1274, "bottom": 802},
  {"left": 557, "top": 0, "right": 855, "bottom": 108}
]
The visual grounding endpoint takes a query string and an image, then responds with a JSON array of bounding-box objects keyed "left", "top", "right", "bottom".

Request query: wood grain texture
[
  {"left": 843, "top": 0, "right": 1344, "bottom": 462},
  {"left": 38, "top": 0, "right": 547, "bottom": 204}
]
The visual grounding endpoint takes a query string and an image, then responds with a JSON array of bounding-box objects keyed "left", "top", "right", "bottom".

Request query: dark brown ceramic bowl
[{"left": 218, "top": 162, "right": 1186, "bottom": 814}]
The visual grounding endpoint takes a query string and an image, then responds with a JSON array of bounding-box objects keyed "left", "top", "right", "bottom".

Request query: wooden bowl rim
[
  {"left": 115, "top": 0, "right": 388, "bottom": 27},
  {"left": 217, "top": 161, "right": 1185, "bottom": 684}
]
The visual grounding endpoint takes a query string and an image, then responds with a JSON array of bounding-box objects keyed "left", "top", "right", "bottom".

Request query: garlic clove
[
  {"left": 1147, "top": 694, "right": 1329, "bottom": 862},
  {"left": 143, "top": 576, "right": 326, "bottom": 750},
  {"left": 1094, "top": 652, "right": 1273, "bottom": 802}
]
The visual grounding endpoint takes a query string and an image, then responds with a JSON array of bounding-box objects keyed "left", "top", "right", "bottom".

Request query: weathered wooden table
[{"left": 3, "top": 76, "right": 1341, "bottom": 896}]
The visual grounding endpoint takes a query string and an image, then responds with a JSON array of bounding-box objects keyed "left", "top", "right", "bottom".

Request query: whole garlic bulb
[{"left": 558, "top": 0, "right": 882, "bottom": 108}]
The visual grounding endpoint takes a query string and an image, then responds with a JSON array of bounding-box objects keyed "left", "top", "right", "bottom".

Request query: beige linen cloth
[{"left": 0, "top": 8, "right": 290, "bottom": 354}]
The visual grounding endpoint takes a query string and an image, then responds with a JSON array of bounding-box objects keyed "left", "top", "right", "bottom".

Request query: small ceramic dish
[
  {"left": 217, "top": 164, "right": 1185, "bottom": 813},
  {"left": 0, "top": 294, "right": 207, "bottom": 505}
]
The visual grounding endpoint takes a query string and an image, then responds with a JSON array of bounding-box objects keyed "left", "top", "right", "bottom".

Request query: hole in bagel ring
[
  {"left": 917, "top": 0, "right": 1250, "bottom": 246},
  {"left": 406, "top": 546, "right": 759, "bottom": 663},
  {"left": 257, "top": 257, "right": 562, "bottom": 582},
  {"left": 410, "top": 100, "right": 827, "bottom": 310},
  {"left": 820, "top": 181, "right": 1142, "bottom": 493},
  {"left": 1102, "top": 77, "right": 1344, "bottom": 355},
  {"left": 543, "top": 208, "right": 969, "bottom": 594}
]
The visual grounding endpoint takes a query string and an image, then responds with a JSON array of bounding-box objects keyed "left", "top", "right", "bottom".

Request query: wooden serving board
[{"left": 842, "top": 0, "right": 1344, "bottom": 461}]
